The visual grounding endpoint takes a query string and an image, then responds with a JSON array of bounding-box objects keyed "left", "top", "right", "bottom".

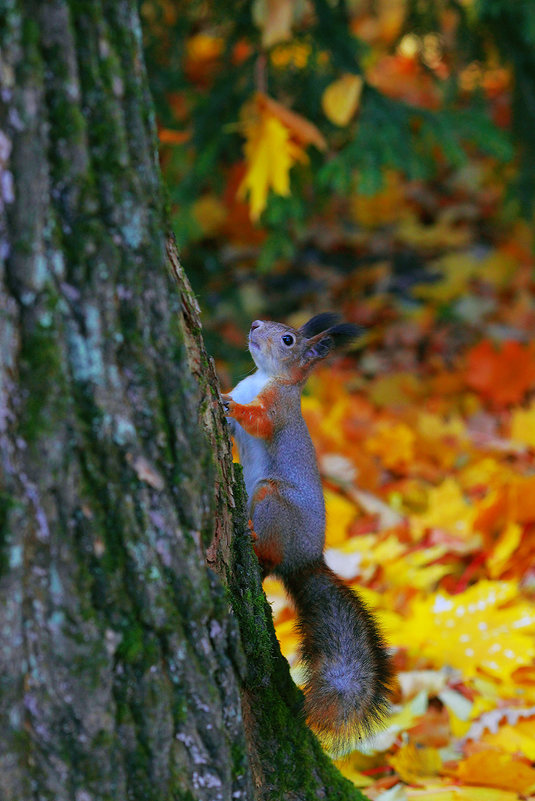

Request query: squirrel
[{"left": 222, "top": 313, "right": 392, "bottom": 755}]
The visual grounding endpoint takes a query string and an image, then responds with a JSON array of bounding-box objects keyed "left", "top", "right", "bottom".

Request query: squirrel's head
[{"left": 248, "top": 313, "right": 363, "bottom": 380}]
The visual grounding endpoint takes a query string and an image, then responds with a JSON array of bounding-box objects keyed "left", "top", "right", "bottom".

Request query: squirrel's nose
[{"left": 250, "top": 320, "right": 261, "bottom": 331}]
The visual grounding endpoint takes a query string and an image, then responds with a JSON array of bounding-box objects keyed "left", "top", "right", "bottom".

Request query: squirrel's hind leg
[{"left": 250, "top": 479, "right": 293, "bottom": 576}]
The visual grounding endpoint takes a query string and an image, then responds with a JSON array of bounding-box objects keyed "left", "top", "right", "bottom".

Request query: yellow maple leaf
[
  {"left": 469, "top": 686, "right": 500, "bottom": 715},
  {"left": 389, "top": 741, "right": 442, "bottom": 784},
  {"left": 411, "top": 478, "right": 476, "bottom": 540},
  {"left": 365, "top": 420, "right": 416, "bottom": 471},
  {"left": 383, "top": 547, "right": 453, "bottom": 591},
  {"left": 238, "top": 100, "right": 308, "bottom": 220},
  {"left": 322, "top": 73, "right": 364, "bottom": 126},
  {"left": 390, "top": 581, "right": 535, "bottom": 682}
]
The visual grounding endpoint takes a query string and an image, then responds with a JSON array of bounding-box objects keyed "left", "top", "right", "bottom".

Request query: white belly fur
[
  {"left": 229, "top": 370, "right": 271, "bottom": 404},
  {"left": 228, "top": 370, "right": 271, "bottom": 507}
]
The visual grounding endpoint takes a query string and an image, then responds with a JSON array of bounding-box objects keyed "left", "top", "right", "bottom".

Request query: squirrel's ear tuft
[
  {"left": 303, "top": 335, "right": 333, "bottom": 363},
  {"left": 327, "top": 323, "right": 363, "bottom": 349},
  {"left": 299, "top": 313, "right": 341, "bottom": 339},
  {"left": 302, "top": 322, "right": 363, "bottom": 367}
]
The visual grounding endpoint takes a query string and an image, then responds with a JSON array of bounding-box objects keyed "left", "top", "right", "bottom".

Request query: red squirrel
[{"left": 222, "top": 313, "right": 392, "bottom": 755}]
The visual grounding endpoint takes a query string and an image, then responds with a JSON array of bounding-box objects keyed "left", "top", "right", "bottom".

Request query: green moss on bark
[
  {"left": 18, "top": 316, "right": 66, "bottom": 443},
  {"left": 227, "top": 466, "right": 367, "bottom": 800}
]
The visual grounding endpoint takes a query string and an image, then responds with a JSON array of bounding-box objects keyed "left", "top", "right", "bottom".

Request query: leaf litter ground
[{"left": 261, "top": 223, "right": 535, "bottom": 800}]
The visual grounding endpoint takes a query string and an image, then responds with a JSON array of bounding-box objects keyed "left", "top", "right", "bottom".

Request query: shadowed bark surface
[{"left": 0, "top": 2, "right": 365, "bottom": 799}]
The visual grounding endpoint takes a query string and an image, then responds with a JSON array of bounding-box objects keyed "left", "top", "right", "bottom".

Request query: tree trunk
[{"left": 0, "top": 2, "right": 365, "bottom": 799}]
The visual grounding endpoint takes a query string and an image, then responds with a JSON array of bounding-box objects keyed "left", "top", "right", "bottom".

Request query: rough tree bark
[{"left": 0, "top": 2, "right": 365, "bottom": 799}]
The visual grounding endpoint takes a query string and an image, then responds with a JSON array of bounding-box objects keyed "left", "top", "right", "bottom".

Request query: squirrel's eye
[{"left": 282, "top": 334, "right": 295, "bottom": 347}]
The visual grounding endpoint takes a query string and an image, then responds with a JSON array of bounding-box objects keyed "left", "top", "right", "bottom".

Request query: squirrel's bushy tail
[{"left": 282, "top": 558, "right": 392, "bottom": 756}]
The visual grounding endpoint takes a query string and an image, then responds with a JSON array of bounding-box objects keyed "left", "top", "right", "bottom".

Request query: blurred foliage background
[
  {"left": 140, "top": 6, "right": 535, "bottom": 796},
  {"left": 141, "top": 0, "right": 535, "bottom": 383}
]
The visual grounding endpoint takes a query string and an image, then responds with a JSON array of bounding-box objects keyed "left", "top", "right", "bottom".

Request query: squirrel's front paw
[{"left": 220, "top": 393, "right": 234, "bottom": 414}]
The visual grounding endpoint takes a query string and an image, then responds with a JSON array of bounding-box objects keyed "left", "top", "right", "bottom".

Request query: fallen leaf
[
  {"left": 482, "top": 719, "right": 535, "bottom": 761},
  {"left": 465, "top": 340, "right": 535, "bottom": 408},
  {"left": 455, "top": 750, "right": 535, "bottom": 794},
  {"left": 389, "top": 741, "right": 442, "bottom": 784},
  {"left": 365, "top": 421, "right": 416, "bottom": 472},
  {"left": 389, "top": 581, "right": 535, "bottom": 682},
  {"left": 411, "top": 478, "right": 475, "bottom": 541}
]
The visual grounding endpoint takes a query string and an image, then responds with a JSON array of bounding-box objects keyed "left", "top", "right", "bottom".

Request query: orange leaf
[
  {"left": 256, "top": 92, "right": 327, "bottom": 150},
  {"left": 465, "top": 340, "right": 535, "bottom": 408},
  {"left": 456, "top": 750, "right": 535, "bottom": 794}
]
